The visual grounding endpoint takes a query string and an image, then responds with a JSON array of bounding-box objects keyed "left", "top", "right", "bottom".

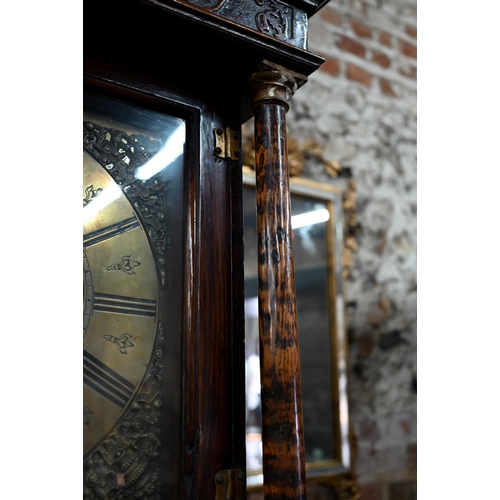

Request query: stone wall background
[{"left": 286, "top": 1, "right": 417, "bottom": 498}]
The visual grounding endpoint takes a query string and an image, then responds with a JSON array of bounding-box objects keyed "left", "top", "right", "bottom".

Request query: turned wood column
[{"left": 247, "top": 59, "right": 308, "bottom": 500}]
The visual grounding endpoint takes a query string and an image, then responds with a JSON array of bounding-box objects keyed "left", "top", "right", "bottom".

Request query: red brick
[
  {"left": 405, "top": 25, "right": 417, "bottom": 38},
  {"left": 379, "top": 31, "right": 392, "bottom": 47},
  {"left": 359, "top": 483, "right": 383, "bottom": 500},
  {"left": 372, "top": 51, "right": 391, "bottom": 68},
  {"left": 320, "top": 57, "right": 340, "bottom": 76},
  {"left": 399, "top": 39, "right": 417, "bottom": 59},
  {"left": 398, "top": 66, "right": 417, "bottom": 80},
  {"left": 337, "top": 36, "right": 366, "bottom": 58},
  {"left": 380, "top": 78, "right": 398, "bottom": 97},
  {"left": 320, "top": 8, "right": 343, "bottom": 26},
  {"left": 346, "top": 64, "right": 372, "bottom": 86},
  {"left": 351, "top": 20, "right": 372, "bottom": 38}
]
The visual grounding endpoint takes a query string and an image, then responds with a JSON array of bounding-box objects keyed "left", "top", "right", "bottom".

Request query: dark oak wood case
[{"left": 84, "top": 1, "right": 328, "bottom": 498}]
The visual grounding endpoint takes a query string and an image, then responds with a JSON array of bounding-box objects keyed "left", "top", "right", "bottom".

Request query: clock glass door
[{"left": 83, "top": 89, "right": 186, "bottom": 498}]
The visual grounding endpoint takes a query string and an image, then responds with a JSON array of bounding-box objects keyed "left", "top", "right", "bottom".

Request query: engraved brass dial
[
  {"left": 83, "top": 150, "right": 158, "bottom": 458},
  {"left": 82, "top": 93, "right": 185, "bottom": 499}
]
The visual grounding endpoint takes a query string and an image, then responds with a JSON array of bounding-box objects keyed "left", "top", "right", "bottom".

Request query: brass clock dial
[
  {"left": 83, "top": 150, "right": 158, "bottom": 457},
  {"left": 82, "top": 92, "right": 186, "bottom": 499}
]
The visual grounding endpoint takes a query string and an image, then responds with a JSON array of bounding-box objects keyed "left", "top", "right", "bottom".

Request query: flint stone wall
[{"left": 287, "top": 1, "right": 417, "bottom": 498}]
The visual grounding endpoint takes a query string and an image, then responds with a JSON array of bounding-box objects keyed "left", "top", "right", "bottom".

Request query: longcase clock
[{"left": 84, "top": 0, "right": 335, "bottom": 498}]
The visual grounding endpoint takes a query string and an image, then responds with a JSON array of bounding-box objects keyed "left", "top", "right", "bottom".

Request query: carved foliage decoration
[
  {"left": 341, "top": 179, "right": 360, "bottom": 281},
  {"left": 83, "top": 323, "right": 165, "bottom": 500},
  {"left": 185, "top": 0, "right": 229, "bottom": 10},
  {"left": 332, "top": 477, "right": 361, "bottom": 500},
  {"left": 184, "top": 0, "right": 294, "bottom": 42},
  {"left": 83, "top": 122, "right": 167, "bottom": 499},
  {"left": 242, "top": 127, "right": 360, "bottom": 280},
  {"left": 255, "top": 0, "right": 291, "bottom": 41}
]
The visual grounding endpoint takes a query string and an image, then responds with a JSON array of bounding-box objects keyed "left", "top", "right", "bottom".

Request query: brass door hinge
[
  {"left": 214, "top": 469, "right": 245, "bottom": 500},
  {"left": 214, "top": 127, "right": 242, "bottom": 161}
]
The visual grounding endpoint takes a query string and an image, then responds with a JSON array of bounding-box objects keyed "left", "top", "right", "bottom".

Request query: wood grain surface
[{"left": 254, "top": 102, "right": 307, "bottom": 499}]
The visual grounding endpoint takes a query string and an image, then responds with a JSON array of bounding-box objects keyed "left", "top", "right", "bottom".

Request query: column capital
[{"left": 246, "top": 59, "right": 308, "bottom": 112}]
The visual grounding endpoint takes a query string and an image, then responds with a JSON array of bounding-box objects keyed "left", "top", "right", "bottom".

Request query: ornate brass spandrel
[
  {"left": 83, "top": 121, "right": 169, "bottom": 288},
  {"left": 83, "top": 323, "right": 165, "bottom": 500}
]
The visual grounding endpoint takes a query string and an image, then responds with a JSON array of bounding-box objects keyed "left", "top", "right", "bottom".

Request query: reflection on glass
[
  {"left": 243, "top": 172, "right": 351, "bottom": 485},
  {"left": 136, "top": 122, "right": 186, "bottom": 180},
  {"left": 244, "top": 186, "right": 334, "bottom": 466},
  {"left": 82, "top": 182, "right": 122, "bottom": 223},
  {"left": 83, "top": 91, "right": 186, "bottom": 498},
  {"left": 292, "top": 207, "right": 330, "bottom": 229}
]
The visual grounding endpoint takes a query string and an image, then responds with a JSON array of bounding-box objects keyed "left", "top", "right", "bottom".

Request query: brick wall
[
  {"left": 285, "top": 1, "right": 417, "bottom": 498},
  {"left": 313, "top": 0, "right": 417, "bottom": 99}
]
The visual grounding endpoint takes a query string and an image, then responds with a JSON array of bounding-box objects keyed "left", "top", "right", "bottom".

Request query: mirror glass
[{"left": 243, "top": 170, "right": 351, "bottom": 487}]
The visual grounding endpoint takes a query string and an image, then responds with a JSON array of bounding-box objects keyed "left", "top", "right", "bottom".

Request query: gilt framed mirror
[{"left": 242, "top": 166, "right": 355, "bottom": 491}]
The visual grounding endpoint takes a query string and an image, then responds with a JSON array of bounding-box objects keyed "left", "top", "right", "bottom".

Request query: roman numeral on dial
[
  {"left": 93, "top": 293, "right": 156, "bottom": 317},
  {"left": 83, "top": 350, "right": 135, "bottom": 409},
  {"left": 83, "top": 216, "right": 140, "bottom": 248}
]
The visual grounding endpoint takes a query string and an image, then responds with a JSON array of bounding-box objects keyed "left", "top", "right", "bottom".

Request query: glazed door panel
[{"left": 82, "top": 78, "right": 246, "bottom": 499}]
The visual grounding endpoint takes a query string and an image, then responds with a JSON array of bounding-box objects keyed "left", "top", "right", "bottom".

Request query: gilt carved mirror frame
[{"left": 242, "top": 166, "right": 359, "bottom": 497}]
